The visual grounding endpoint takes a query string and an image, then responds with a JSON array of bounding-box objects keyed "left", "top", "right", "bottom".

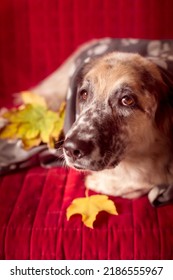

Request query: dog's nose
[{"left": 63, "top": 138, "right": 93, "bottom": 160}]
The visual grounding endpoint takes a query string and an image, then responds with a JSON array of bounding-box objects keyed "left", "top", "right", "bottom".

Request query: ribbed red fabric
[
  {"left": 1, "top": 167, "right": 173, "bottom": 260},
  {"left": 1, "top": 0, "right": 173, "bottom": 260}
]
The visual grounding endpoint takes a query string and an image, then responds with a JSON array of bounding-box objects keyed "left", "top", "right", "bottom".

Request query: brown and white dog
[{"left": 33, "top": 39, "right": 173, "bottom": 206}]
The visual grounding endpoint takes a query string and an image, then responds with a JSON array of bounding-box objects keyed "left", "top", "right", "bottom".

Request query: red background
[
  {"left": 1, "top": 0, "right": 173, "bottom": 260},
  {"left": 1, "top": 0, "right": 173, "bottom": 105}
]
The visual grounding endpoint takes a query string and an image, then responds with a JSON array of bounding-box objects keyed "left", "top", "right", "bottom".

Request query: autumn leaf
[
  {"left": 22, "top": 137, "right": 42, "bottom": 149},
  {"left": 51, "top": 102, "right": 66, "bottom": 140},
  {"left": 0, "top": 92, "right": 66, "bottom": 149},
  {"left": 21, "top": 91, "right": 47, "bottom": 108},
  {"left": 66, "top": 194, "right": 118, "bottom": 229}
]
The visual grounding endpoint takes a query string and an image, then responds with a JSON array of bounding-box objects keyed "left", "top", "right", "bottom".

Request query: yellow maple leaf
[
  {"left": 21, "top": 91, "right": 47, "bottom": 108},
  {"left": 22, "top": 137, "right": 42, "bottom": 149},
  {"left": 66, "top": 194, "right": 118, "bottom": 229},
  {"left": 51, "top": 103, "right": 66, "bottom": 140},
  {"left": 0, "top": 93, "right": 66, "bottom": 149}
]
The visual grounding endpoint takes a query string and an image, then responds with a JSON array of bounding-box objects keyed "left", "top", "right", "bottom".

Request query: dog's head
[{"left": 63, "top": 52, "right": 173, "bottom": 172}]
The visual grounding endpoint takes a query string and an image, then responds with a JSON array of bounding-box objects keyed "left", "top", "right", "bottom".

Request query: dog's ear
[
  {"left": 148, "top": 184, "right": 173, "bottom": 207},
  {"left": 63, "top": 59, "right": 96, "bottom": 135},
  {"left": 154, "top": 66, "right": 173, "bottom": 140},
  {"left": 159, "top": 67, "right": 173, "bottom": 106}
]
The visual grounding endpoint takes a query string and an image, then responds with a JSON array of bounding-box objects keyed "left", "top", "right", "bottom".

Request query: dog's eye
[
  {"left": 79, "top": 89, "right": 88, "bottom": 101},
  {"left": 120, "top": 95, "right": 136, "bottom": 107}
]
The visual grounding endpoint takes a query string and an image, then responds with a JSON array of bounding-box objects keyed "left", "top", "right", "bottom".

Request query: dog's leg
[
  {"left": 85, "top": 171, "right": 117, "bottom": 195},
  {"left": 85, "top": 171, "right": 125, "bottom": 197},
  {"left": 85, "top": 170, "right": 150, "bottom": 198}
]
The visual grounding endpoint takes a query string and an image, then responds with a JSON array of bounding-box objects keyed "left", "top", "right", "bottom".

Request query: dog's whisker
[
  {"left": 62, "top": 159, "right": 68, "bottom": 169},
  {"left": 55, "top": 146, "right": 63, "bottom": 153},
  {"left": 54, "top": 139, "right": 64, "bottom": 148},
  {"left": 55, "top": 139, "right": 64, "bottom": 144}
]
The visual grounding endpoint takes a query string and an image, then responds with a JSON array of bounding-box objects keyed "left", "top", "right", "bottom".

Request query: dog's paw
[
  {"left": 85, "top": 172, "right": 116, "bottom": 196},
  {"left": 85, "top": 173, "right": 101, "bottom": 192},
  {"left": 148, "top": 184, "right": 173, "bottom": 206},
  {"left": 85, "top": 171, "right": 148, "bottom": 198}
]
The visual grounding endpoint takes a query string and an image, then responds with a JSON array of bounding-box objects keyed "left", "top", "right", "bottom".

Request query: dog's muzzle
[
  {"left": 63, "top": 135, "right": 97, "bottom": 170},
  {"left": 63, "top": 104, "right": 126, "bottom": 171},
  {"left": 64, "top": 137, "right": 93, "bottom": 165},
  {"left": 63, "top": 127, "right": 124, "bottom": 172}
]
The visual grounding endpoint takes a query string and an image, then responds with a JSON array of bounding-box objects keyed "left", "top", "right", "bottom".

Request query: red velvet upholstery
[
  {"left": 1, "top": 167, "right": 173, "bottom": 260},
  {"left": 1, "top": 0, "right": 173, "bottom": 260}
]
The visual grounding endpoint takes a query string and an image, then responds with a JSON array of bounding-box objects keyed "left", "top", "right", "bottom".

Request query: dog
[{"left": 33, "top": 38, "right": 173, "bottom": 206}]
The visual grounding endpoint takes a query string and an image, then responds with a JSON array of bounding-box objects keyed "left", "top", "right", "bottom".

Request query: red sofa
[{"left": 1, "top": 0, "right": 173, "bottom": 260}]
